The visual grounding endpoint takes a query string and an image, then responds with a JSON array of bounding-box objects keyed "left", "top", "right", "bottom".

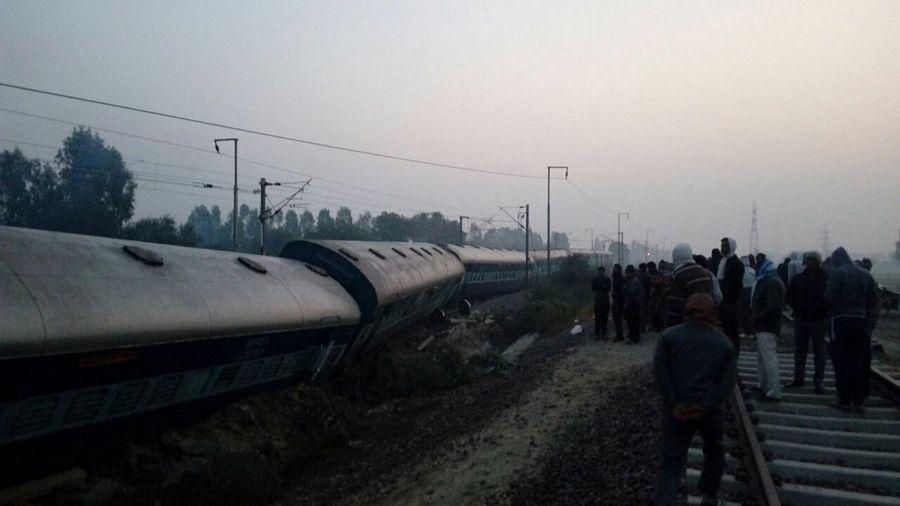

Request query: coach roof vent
[
  {"left": 338, "top": 248, "right": 359, "bottom": 261},
  {"left": 122, "top": 245, "right": 164, "bottom": 266},
  {"left": 237, "top": 256, "right": 267, "bottom": 274},
  {"left": 369, "top": 248, "right": 387, "bottom": 260},
  {"left": 391, "top": 247, "right": 407, "bottom": 258}
]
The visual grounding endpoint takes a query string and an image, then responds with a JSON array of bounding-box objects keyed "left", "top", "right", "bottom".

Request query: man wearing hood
[
  {"left": 665, "top": 244, "right": 720, "bottom": 328},
  {"left": 752, "top": 258, "right": 786, "bottom": 401},
  {"left": 785, "top": 251, "right": 829, "bottom": 394},
  {"left": 824, "top": 247, "right": 880, "bottom": 413},
  {"left": 788, "top": 251, "right": 805, "bottom": 283},
  {"left": 717, "top": 237, "right": 745, "bottom": 355}
]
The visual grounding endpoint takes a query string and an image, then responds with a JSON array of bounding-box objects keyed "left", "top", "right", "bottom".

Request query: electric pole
[
  {"left": 547, "top": 165, "right": 568, "bottom": 278},
  {"left": 616, "top": 212, "right": 629, "bottom": 266},
  {"left": 214, "top": 138, "right": 239, "bottom": 251},
  {"left": 645, "top": 228, "right": 653, "bottom": 261},
  {"left": 822, "top": 224, "right": 831, "bottom": 255},
  {"left": 257, "top": 178, "right": 281, "bottom": 255},
  {"left": 524, "top": 204, "right": 530, "bottom": 287}
]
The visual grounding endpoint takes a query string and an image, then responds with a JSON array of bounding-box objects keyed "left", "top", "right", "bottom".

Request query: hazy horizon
[{"left": 2, "top": 0, "right": 898, "bottom": 260}]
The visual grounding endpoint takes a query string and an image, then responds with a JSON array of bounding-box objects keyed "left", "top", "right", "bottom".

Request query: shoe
[
  {"left": 758, "top": 394, "right": 782, "bottom": 403},
  {"left": 830, "top": 402, "right": 852, "bottom": 413},
  {"left": 853, "top": 403, "right": 866, "bottom": 414},
  {"left": 814, "top": 384, "right": 826, "bottom": 395},
  {"left": 750, "top": 386, "right": 764, "bottom": 394},
  {"left": 784, "top": 381, "right": 804, "bottom": 389}
]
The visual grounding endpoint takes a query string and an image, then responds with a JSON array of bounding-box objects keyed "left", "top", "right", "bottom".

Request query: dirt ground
[{"left": 356, "top": 334, "right": 659, "bottom": 505}]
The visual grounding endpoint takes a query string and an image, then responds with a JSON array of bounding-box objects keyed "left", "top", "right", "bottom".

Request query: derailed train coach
[
  {"left": 443, "top": 245, "right": 527, "bottom": 299},
  {"left": 280, "top": 240, "right": 465, "bottom": 361},
  {"left": 530, "top": 249, "right": 571, "bottom": 278},
  {"left": 0, "top": 226, "right": 360, "bottom": 445}
]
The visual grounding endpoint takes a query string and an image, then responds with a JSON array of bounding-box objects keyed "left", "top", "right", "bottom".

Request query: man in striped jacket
[{"left": 665, "top": 243, "right": 721, "bottom": 328}]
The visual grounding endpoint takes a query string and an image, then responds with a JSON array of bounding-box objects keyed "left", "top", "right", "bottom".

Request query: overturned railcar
[
  {"left": 0, "top": 226, "right": 360, "bottom": 445},
  {"left": 280, "top": 240, "right": 465, "bottom": 360},
  {"left": 444, "top": 245, "right": 527, "bottom": 299}
]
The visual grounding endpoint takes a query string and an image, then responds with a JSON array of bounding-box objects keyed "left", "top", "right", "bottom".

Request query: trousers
[
  {"left": 719, "top": 302, "right": 740, "bottom": 356},
  {"left": 830, "top": 317, "right": 871, "bottom": 405},
  {"left": 626, "top": 309, "right": 641, "bottom": 343},
  {"left": 594, "top": 301, "right": 610, "bottom": 337},
  {"left": 611, "top": 304, "right": 624, "bottom": 340},
  {"left": 655, "top": 410, "right": 725, "bottom": 505},
  {"left": 756, "top": 332, "right": 782, "bottom": 398},
  {"left": 793, "top": 320, "right": 826, "bottom": 386}
]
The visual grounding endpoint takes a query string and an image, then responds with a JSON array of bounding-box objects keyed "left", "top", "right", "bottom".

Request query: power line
[
  {"left": 0, "top": 108, "right": 482, "bottom": 213},
  {"left": 0, "top": 81, "right": 546, "bottom": 180}
]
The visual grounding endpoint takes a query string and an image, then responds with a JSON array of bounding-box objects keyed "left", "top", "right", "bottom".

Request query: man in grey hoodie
[{"left": 824, "top": 247, "right": 880, "bottom": 413}]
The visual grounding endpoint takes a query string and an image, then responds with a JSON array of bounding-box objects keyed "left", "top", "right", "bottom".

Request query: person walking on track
[
  {"left": 784, "top": 251, "right": 829, "bottom": 394},
  {"left": 717, "top": 237, "right": 745, "bottom": 355},
  {"left": 653, "top": 293, "right": 736, "bottom": 506},
  {"left": 591, "top": 267, "right": 612, "bottom": 340},
  {"left": 752, "top": 258, "right": 786, "bottom": 402},
  {"left": 824, "top": 246, "right": 880, "bottom": 413}
]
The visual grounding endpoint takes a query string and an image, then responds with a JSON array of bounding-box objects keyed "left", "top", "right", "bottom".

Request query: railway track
[{"left": 690, "top": 349, "right": 900, "bottom": 505}]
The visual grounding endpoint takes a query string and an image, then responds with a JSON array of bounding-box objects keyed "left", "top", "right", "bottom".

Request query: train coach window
[
  {"left": 338, "top": 248, "right": 359, "bottom": 261},
  {"left": 391, "top": 247, "right": 407, "bottom": 258},
  {"left": 368, "top": 248, "right": 387, "bottom": 260},
  {"left": 410, "top": 247, "right": 424, "bottom": 257},
  {"left": 305, "top": 264, "right": 330, "bottom": 277},
  {"left": 122, "top": 245, "right": 164, "bottom": 266},
  {"left": 237, "top": 256, "right": 267, "bottom": 274}
]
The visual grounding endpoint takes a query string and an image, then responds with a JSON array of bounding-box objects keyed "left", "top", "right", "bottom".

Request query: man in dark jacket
[
  {"left": 611, "top": 264, "right": 625, "bottom": 341},
  {"left": 708, "top": 248, "right": 723, "bottom": 277},
  {"left": 591, "top": 267, "right": 612, "bottom": 340},
  {"left": 752, "top": 258, "right": 786, "bottom": 401},
  {"left": 717, "top": 237, "right": 745, "bottom": 355},
  {"left": 785, "top": 251, "right": 829, "bottom": 393},
  {"left": 624, "top": 265, "right": 644, "bottom": 343},
  {"left": 665, "top": 244, "right": 719, "bottom": 328},
  {"left": 777, "top": 257, "right": 791, "bottom": 285},
  {"left": 654, "top": 293, "right": 735, "bottom": 506},
  {"left": 825, "top": 247, "right": 880, "bottom": 412}
]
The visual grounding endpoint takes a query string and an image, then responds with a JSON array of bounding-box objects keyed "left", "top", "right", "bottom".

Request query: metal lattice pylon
[{"left": 749, "top": 202, "right": 759, "bottom": 255}]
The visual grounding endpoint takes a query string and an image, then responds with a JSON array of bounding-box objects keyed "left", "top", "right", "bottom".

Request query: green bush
[{"left": 497, "top": 255, "right": 593, "bottom": 340}]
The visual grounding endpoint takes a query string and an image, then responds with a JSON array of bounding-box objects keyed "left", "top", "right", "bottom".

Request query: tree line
[{"left": 0, "top": 128, "right": 568, "bottom": 254}]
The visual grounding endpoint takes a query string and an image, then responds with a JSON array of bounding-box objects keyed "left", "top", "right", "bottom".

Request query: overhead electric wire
[
  {"left": 0, "top": 108, "right": 482, "bottom": 214},
  {"left": 0, "top": 82, "right": 546, "bottom": 180}
]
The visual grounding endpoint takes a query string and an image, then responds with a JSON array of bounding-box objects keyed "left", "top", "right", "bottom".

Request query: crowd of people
[{"left": 590, "top": 238, "right": 881, "bottom": 506}]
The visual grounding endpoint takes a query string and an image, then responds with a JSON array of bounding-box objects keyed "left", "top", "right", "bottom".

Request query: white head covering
[
  {"left": 717, "top": 237, "right": 737, "bottom": 280},
  {"left": 672, "top": 243, "right": 694, "bottom": 269}
]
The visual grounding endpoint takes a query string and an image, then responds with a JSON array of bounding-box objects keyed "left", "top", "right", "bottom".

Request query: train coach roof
[
  {"left": 443, "top": 245, "right": 526, "bottom": 265},
  {"left": 0, "top": 226, "right": 360, "bottom": 359},
  {"left": 527, "top": 249, "right": 571, "bottom": 263},
  {"left": 281, "top": 240, "right": 465, "bottom": 306}
]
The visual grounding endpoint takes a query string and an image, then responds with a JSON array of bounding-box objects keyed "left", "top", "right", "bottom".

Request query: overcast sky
[{"left": 2, "top": 0, "right": 898, "bottom": 259}]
